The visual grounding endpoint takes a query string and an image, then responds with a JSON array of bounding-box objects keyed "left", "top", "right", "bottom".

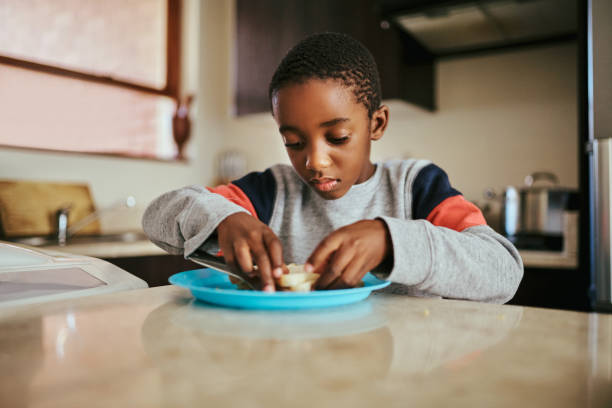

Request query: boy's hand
[
  {"left": 306, "top": 219, "right": 392, "bottom": 290},
  {"left": 216, "top": 212, "right": 285, "bottom": 292}
]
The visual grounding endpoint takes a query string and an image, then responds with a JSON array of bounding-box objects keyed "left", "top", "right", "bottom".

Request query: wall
[{"left": 381, "top": 44, "right": 579, "bottom": 201}]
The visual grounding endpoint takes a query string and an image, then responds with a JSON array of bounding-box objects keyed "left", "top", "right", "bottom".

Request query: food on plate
[
  {"left": 230, "top": 277, "right": 256, "bottom": 291},
  {"left": 277, "top": 263, "right": 320, "bottom": 292},
  {"left": 229, "top": 263, "right": 319, "bottom": 291},
  {"left": 230, "top": 263, "right": 365, "bottom": 291}
]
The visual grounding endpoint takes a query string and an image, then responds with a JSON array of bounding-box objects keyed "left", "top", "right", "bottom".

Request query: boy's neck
[{"left": 356, "top": 162, "right": 377, "bottom": 185}]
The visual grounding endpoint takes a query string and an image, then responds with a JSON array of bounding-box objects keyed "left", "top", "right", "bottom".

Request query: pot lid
[{"left": 519, "top": 172, "right": 577, "bottom": 193}]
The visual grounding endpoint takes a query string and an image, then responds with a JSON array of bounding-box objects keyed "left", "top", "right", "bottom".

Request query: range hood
[{"left": 384, "top": 0, "right": 577, "bottom": 56}]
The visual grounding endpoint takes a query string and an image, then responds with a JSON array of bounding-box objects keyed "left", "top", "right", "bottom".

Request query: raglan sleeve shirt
[
  {"left": 377, "top": 163, "right": 523, "bottom": 303},
  {"left": 142, "top": 162, "right": 523, "bottom": 303},
  {"left": 141, "top": 170, "right": 276, "bottom": 257}
]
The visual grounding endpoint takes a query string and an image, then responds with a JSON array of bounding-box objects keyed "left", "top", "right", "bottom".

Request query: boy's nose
[{"left": 305, "top": 145, "right": 332, "bottom": 171}]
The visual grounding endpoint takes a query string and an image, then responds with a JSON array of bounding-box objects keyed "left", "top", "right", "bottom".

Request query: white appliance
[{"left": 0, "top": 241, "right": 148, "bottom": 307}]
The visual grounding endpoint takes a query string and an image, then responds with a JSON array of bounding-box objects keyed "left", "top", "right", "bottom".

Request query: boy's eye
[
  {"left": 284, "top": 141, "right": 303, "bottom": 149},
  {"left": 328, "top": 136, "right": 350, "bottom": 145}
]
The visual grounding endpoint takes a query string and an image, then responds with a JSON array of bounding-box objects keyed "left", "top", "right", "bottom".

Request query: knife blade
[{"left": 187, "top": 250, "right": 258, "bottom": 290}]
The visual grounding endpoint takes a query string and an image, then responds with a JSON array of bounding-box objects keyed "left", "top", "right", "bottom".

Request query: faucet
[
  {"left": 56, "top": 196, "right": 136, "bottom": 246},
  {"left": 55, "top": 206, "right": 71, "bottom": 246}
]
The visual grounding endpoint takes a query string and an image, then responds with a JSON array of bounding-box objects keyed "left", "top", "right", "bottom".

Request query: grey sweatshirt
[{"left": 142, "top": 159, "right": 523, "bottom": 303}]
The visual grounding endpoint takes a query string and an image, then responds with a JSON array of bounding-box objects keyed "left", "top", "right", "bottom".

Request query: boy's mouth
[{"left": 309, "top": 177, "right": 339, "bottom": 192}]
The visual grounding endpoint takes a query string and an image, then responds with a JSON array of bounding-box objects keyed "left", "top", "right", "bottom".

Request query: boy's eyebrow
[
  {"left": 278, "top": 125, "right": 300, "bottom": 134},
  {"left": 319, "top": 117, "right": 350, "bottom": 127},
  {"left": 278, "top": 117, "right": 350, "bottom": 133}
]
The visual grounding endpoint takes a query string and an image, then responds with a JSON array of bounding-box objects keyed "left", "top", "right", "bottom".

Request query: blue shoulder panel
[
  {"left": 232, "top": 168, "right": 277, "bottom": 225},
  {"left": 412, "top": 164, "right": 461, "bottom": 220}
]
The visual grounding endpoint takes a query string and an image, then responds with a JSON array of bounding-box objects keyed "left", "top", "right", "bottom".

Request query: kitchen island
[{"left": 1, "top": 284, "right": 611, "bottom": 407}]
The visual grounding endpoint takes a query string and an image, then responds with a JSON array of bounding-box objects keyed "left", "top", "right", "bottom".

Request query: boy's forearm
[
  {"left": 377, "top": 218, "right": 523, "bottom": 304},
  {"left": 142, "top": 185, "right": 249, "bottom": 257}
]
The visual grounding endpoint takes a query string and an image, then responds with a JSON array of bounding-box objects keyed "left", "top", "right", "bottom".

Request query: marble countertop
[
  {"left": 1, "top": 286, "right": 611, "bottom": 408},
  {"left": 37, "top": 239, "right": 167, "bottom": 259}
]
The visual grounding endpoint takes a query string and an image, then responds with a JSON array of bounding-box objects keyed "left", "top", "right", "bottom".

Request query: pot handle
[{"left": 524, "top": 171, "right": 559, "bottom": 187}]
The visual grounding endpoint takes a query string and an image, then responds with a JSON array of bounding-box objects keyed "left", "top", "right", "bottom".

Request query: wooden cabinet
[
  {"left": 507, "top": 267, "right": 591, "bottom": 312},
  {"left": 235, "top": 0, "right": 434, "bottom": 115},
  {"left": 104, "top": 255, "right": 199, "bottom": 287}
]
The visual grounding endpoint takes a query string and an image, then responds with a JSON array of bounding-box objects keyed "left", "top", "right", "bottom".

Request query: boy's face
[{"left": 272, "top": 79, "right": 388, "bottom": 200}]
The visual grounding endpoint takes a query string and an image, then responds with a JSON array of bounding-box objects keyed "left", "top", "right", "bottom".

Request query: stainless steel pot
[{"left": 503, "top": 172, "right": 578, "bottom": 237}]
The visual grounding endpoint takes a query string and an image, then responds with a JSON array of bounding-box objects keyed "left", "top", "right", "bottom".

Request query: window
[{"left": 0, "top": 0, "right": 184, "bottom": 160}]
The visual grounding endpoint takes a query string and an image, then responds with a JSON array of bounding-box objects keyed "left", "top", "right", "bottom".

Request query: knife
[{"left": 187, "top": 250, "right": 258, "bottom": 290}]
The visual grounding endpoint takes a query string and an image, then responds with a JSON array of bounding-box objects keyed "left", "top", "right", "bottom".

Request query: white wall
[{"left": 380, "top": 44, "right": 578, "bottom": 201}]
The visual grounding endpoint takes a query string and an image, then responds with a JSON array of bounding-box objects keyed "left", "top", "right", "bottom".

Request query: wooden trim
[
  {"left": 0, "top": 55, "right": 171, "bottom": 97},
  {"left": 166, "top": 0, "right": 182, "bottom": 100},
  {"left": 0, "top": 144, "right": 189, "bottom": 164},
  {"left": 0, "top": 0, "right": 182, "bottom": 100}
]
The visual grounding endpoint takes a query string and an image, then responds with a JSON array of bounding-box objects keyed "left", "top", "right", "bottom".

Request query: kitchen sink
[{"left": 7, "top": 231, "right": 149, "bottom": 247}]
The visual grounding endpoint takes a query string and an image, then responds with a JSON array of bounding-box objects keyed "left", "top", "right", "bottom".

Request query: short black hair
[{"left": 269, "top": 32, "right": 382, "bottom": 118}]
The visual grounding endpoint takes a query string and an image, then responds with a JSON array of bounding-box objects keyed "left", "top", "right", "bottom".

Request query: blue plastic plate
[{"left": 169, "top": 268, "right": 391, "bottom": 310}]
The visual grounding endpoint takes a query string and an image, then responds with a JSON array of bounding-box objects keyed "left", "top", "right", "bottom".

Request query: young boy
[{"left": 143, "top": 32, "right": 523, "bottom": 303}]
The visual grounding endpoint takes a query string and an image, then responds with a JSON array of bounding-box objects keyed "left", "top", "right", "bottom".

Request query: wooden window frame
[{"left": 0, "top": 0, "right": 182, "bottom": 101}]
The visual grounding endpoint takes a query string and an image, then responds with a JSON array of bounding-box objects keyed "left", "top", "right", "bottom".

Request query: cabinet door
[
  {"left": 507, "top": 267, "right": 591, "bottom": 311},
  {"left": 104, "top": 255, "right": 200, "bottom": 287},
  {"left": 235, "top": 0, "right": 434, "bottom": 115}
]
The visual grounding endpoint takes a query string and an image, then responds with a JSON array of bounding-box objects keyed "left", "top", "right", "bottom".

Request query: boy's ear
[{"left": 370, "top": 105, "right": 389, "bottom": 141}]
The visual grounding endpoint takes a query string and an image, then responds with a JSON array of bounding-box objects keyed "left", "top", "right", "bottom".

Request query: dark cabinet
[
  {"left": 507, "top": 267, "right": 591, "bottom": 312},
  {"left": 235, "top": 0, "right": 435, "bottom": 115},
  {"left": 104, "top": 255, "right": 199, "bottom": 287}
]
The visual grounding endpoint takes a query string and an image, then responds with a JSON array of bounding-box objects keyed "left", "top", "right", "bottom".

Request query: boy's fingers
[
  {"left": 305, "top": 235, "right": 342, "bottom": 274},
  {"left": 263, "top": 231, "right": 284, "bottom": 278},
  {"left": 233, "top": 241, "right": 254, "bottom": 275},
  {"left": 256, "top": 258, "right": 275, "bottom": 292},
  {"left": 314, "top": 245, "right": 353, "bottom": 289},
  {"left": 219, "top": 242, "right": 233, "bottom": 267},
  {"left": 328, "top": 259, "right": 364, "bottom": 290},
  {"left": 251, "top": 242, "right": 275, "bottom": 292},
  {"left": 327, "top": 277, "right": 351, "bottom": 290}
]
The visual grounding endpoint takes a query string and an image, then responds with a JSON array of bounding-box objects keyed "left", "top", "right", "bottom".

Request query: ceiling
[{"left": 386, "top": 0, "right": 577, "bottom": 56}]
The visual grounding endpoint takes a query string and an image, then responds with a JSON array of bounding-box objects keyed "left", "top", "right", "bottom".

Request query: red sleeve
[
  {"left": 207, "top": 184, "right": 258, "bottom": 219},
  {"left": 426, "top": 195, "right": 487, "bottom": 231}
]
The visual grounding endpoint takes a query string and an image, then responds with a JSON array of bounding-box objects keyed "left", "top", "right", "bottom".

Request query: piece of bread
[
  {"left": 230, "top": 263, "right": 370, "bottom": 292},
  {"left": 277, "top": 263, "right": 319, "bottom": 291},
  {"left": 288, "top": 281, "right": 315, "bottom": 292},
  {"left": 228, "top": 263, "right": 318, "bottom": 291},
  {"left": 278, "top": 271, "right": 318, "bottom": 288}
]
